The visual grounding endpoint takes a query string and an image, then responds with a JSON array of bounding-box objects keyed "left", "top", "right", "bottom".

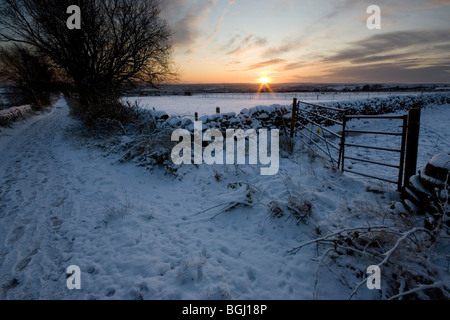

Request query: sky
[{"left": 160, "top": 0, "right": 450, "bottom": 84}]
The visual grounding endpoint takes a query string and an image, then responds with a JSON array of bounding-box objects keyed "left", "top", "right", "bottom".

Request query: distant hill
[{"left": 155, "top": 83, "right": 449, "bottom": 94}]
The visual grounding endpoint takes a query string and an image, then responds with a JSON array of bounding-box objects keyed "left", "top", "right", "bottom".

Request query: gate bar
[
  {"left": 301, "top": 108, "right": 344, "bottom": 126},
  {"left": 345, "top": 169, "right": 398, "bottom": 184},
  {"left": 345, "top": 115, "right": 406, "bottom": 120},
  {"left": 298, "top": 132, "right": 339, "bottom": 165},
  {"left": 297, "top": 114, "right": 342, "bottom": 139},
  {"left": 299, "top": 101, "right": 347, "bottom": 113},
  {"left": 345, "top": 130, "right": 403, "bottom": 136},
  {"left": 344, "top": 143, "right": 402, "bottom": 153},
  {"left": 298, "top": 123, "right": 341, "bottom": 151},
  {"left": 344, "top": 156, "right": 400, "bottom": 169}
]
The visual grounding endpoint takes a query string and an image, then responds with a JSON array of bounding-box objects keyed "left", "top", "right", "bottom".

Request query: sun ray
[{"left": 257, "top": 77, "right": 274, "bottom": 93}]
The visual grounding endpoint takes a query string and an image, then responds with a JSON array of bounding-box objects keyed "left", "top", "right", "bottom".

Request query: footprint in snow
[{"left": 6, "top": 226, "right": 25, "bottom": 245}]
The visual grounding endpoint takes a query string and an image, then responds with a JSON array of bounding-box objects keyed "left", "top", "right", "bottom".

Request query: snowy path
[
  {"left": 0, "top": 99, "right": 322, "bottom": 300},
  {"left": 0, "top": 100, "right": 75, "bottom": 298}
]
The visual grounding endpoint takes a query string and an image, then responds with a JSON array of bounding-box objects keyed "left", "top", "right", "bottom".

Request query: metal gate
[
  {"left": 292, "top": 99, "right": 347, "bottom": 168},
  {"left": 340, "top": 114, "right": 408, "bottom": 191},
  {"left": 291, "top": 98, "right": 420, "bottom": 191}
]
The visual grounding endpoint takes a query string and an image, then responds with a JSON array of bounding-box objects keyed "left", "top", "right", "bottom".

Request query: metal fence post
[
  {"left": 404, "top": 108, "right": 421, "bottom": 187},
  {"left": 397, "top": 115, "right": 408, "bottom": 191},
  {"left": 339, "top": 114, "right": 347, "bottom": 172},
  {"left": 290, "top": 98, "right": 297, "bottom": 138}
]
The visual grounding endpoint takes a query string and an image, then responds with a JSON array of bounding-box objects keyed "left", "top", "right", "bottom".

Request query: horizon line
[{"left": 161, "top": 82, "right": 450, "bottom": 86}]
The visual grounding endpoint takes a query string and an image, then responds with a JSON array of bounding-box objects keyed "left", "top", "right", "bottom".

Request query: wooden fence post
[
  {"left": 404, "top": 108, "right": 421, "bottom": 187},
  {"left": 290, "top": 98, "right": 297, "bottom": 138}
]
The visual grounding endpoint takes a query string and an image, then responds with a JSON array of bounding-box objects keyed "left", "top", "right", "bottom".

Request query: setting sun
[{"left": 257, "top": 76, "right": 274, "bottom": 93}]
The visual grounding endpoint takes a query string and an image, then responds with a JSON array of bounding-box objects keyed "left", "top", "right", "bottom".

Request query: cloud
[
  {"left": 161, "top": 0, "right": 218, "bottom": 49},
  {"left": 350, "top": 53, "right": 411, "bottom": 64},
  {"left": 244, "top": 59, "right": 286, "bottom": 71},
  {"left": 203, "top": 15, "right": 224, "bottom": 43},
  {"left": 312, "top": 29, "right": 450, "bottom": 83},
  {"left": 324, "top": 30, "right": 450, "bottom": 64},
  {"left": 224, "top": 34, "right": 267, "bottom": 56},
  {"left": 260, "top": 0, "right": 352, "bottom": 60},
  {"left": 191, "top": 7, "right": 229, "bottom": 51},
  {"left": 262, "top": 40, "right": 303, "bottom": 59},
  {"left": 160, "top": 0, "right": 192, "bottom": 22},
  {"left": 279, "top": 61, "right": 306, "bottom": 71},
  {"left": 314, "top": 63, "right": 450, "bottom": 83},
  {"left": 219, "top": 35, "right": 240, "bottom": 51},
  {"left": 426, "top": 0, "right": 450, "bottom": 8},
  {"left": 435, "top": 44, "right": 450, "bottom": 50}
]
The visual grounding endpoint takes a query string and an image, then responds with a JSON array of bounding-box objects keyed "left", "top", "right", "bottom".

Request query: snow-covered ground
[
  {"left": 0, "top": 105, "right": 33, "bottom": 126},
  {"left": 123, "top": 91, "right": 425, "bottom": 118},
  {"left": 0, "top": 96, "right": 448, "bottom": 300}
]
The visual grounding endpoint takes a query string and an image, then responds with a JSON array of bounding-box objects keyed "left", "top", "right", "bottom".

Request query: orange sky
[{"left": 162, "top": 0, "right": 450, "bottom": 84}]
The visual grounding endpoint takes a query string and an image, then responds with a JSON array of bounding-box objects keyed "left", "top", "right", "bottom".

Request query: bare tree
[
  {"left": 0, "top": 0, "right": 175, "bottom": 107},
  {"left": 0, "top": 44, "right": 56, "bottom": 107}
]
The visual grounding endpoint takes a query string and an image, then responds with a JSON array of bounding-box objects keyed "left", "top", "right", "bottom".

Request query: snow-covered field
[
  {"left": 123, "top": 91, "right": 426, "bottom": 118},
  {"left": 125, "top": 91, "right": 450, "bottom": 187},
  {"left": 0, "top": 95, "right": 449, "bottom": 300}
]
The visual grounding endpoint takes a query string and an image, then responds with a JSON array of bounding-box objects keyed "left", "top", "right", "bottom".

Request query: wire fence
[{"left": 198, "top": 91, "right": 432, "bottom": 102}]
